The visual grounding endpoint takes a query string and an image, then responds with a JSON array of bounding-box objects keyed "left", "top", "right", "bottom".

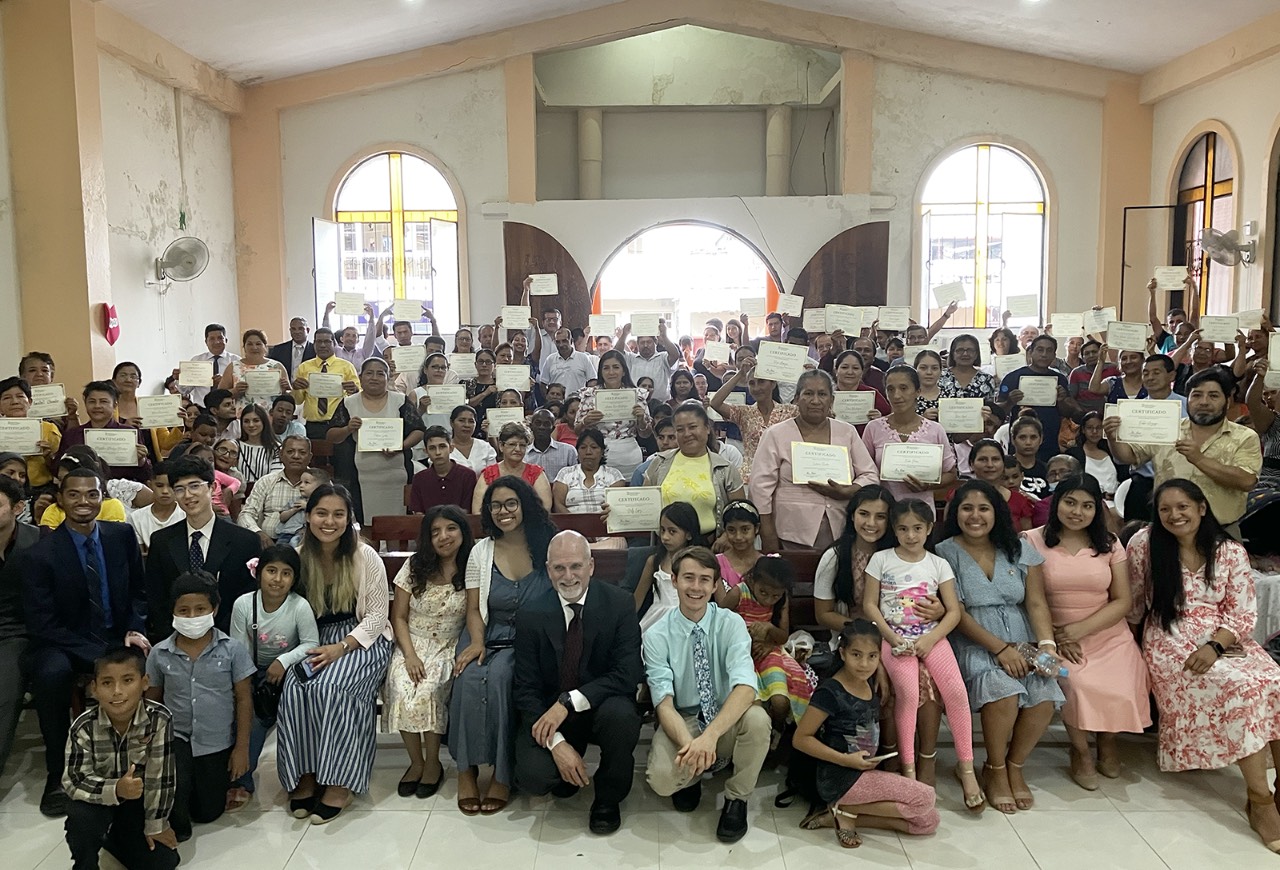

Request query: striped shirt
[
  {"left": 237, "top": 469, "right": 302, "bottom": 538},
  {"left": 554, "top": 463, "right": 624, "bottom": 513},
  {"left": 63, "top": 699, "right": 176, "bottom": 836}
]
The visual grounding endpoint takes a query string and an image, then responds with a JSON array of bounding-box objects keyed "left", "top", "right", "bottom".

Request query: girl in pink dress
[
  {"left": 1026, "top": 474, "right": 1150, "bottom": 790},
  {"left": 714, "top": 500, "right": 762, "bottom": 590}
]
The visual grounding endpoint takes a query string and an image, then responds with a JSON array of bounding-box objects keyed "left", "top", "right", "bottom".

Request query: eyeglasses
[
  {"left": 214, "top": 447, "right": 237, "bottom": 457},
  {"left": 488, "top": 499, "right": 521, "bottom": 515},
  {"left": 115, "top": 372, "right": 141, "bottom": 381},
  {"left": 172, "top": 482, "right": 209, "bottom": 496}
]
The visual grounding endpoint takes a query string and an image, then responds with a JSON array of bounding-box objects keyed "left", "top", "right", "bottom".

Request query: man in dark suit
[
  {"left": 22, "top": 468, "right": 150, "bottom": 816},
  {"left": 268, "top": 316, "right": 316, "bottom": 378},
  {"left": 145, "top": 456, "right": 260, "bottom": 640},
  {"left": 514, "top": 531, "right": 642, "bottom": 835}
]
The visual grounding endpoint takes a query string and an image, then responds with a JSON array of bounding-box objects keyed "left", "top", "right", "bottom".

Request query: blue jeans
[{"left": 235, "top": 666, "right": 276, "bottom": 793}]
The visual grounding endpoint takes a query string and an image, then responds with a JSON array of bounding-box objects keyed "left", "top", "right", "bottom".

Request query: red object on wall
[{"left": 102, "top": 303, "right": 120, "bottom": 345}]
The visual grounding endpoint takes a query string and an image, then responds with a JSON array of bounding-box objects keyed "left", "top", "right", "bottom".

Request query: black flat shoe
[
  {"left": 309, "top": 801, "right": 346, "bottom": 825},
  {"left": 416, "top": 770, "right": 444, "bottom": 799},
  {"left": 398, "top": 766, "right": 421, "bottom": 798},
  {"left": 672, "top": 781, "right": 702, "bottom": 813},
  {"left": 289, "top": 795, "right": 317, "bottom": 819},
  {"left": 589, "top": 801, "right": 621, "bottom": 835},
  {"left": 716, "top": 797, "right": 748, "bottom": 843},
  {"left": 39, "top": 781, "right": 68, "bottom": 818}
]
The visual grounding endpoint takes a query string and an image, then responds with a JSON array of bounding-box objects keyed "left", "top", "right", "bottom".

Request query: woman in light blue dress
[{"left": 935, "top": 479, "right": 1063, "bottom": 816}]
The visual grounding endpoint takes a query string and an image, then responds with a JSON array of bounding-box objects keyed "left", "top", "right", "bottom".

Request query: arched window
[
  {"left": 920, "top": 144, "right": 1046, "bottom": 330},
  {"left": 333, "top": 151, "right": 461, "bottom": 328},
  {"left": 1173, "top": 133, "right": 1234, "bottom": 315}
]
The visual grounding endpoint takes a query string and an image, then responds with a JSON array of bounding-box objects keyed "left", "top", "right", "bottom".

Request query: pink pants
[
  {"left": 838, "top": 770, "right": 939, "bottom": 835},
  {"left": 881, "top": 637, "right": 974, "bottom": 764}
]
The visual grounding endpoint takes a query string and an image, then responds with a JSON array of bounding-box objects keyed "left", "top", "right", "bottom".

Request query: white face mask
[{"left": 172, "top": 614, "right": 215, "bottom": 639}]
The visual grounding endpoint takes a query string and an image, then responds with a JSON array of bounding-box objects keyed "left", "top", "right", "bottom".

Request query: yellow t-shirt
[
  {"left": 661, "top": 451, "right": 717, "bottom": 535},
  {"left": 294, "top": 356, "right": 359, "bottom": 423},
  {"left": 39, "top": 498, "right": 128, "bottom": 529},
  {"left": 26, "top": 420, "right": 62, "bottom": 488}
]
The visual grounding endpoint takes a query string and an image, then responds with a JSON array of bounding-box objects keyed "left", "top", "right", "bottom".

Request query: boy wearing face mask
[{"left": 145, "top": 572, "right": 255, "bottom": 841}]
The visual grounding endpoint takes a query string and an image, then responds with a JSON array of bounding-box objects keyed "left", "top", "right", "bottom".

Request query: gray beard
[{"left": 1189, "top": 409, "right": 1226, "bottom": 427}]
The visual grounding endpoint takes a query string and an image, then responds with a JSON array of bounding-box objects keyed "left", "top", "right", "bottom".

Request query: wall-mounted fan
[
  {"left": 1199, "top": 228, "right": 1256, "bottom": 267},
  {"left": 155, "top": 236, "right": 210, "bottom": 282}
]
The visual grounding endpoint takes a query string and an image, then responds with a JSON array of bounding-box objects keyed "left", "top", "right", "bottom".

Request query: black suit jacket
[
  {"left": 513, "top": 580, "right": 642, "bottom": 721},
  {"left": 22, "top": 522, "right": 147, "bottom": 665},
  {"left": 145, "top": 517, "right": 261, "bottom": 640},
  {"left": 268, "top": 341, "right": 315, "bottom": 377}
]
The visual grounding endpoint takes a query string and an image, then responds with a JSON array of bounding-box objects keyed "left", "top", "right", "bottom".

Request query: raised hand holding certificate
[
  {"left": 0, "top": 419, "right": 41, "bottom": 455},
  {"left": 1018, "top": 375, "right": 1059, "bottom": 407},
  {"left": 306, "top": 372, "right": 344, "bottom": 399},
  {"left": 589, "top": 314, "right": 616, "bottom": 336},
  {"left": 593, "top": 389, "right": 638, "bottom": 422},
  {"left": 933, "top": 282, "right": 965, "bottom": 307},
  {"left": 1083, "top": 307, "right": 1117, "bottom": 335},
  {"left": 776, "top": 294, "right": 803, "bottom": 317},
  {"left": 137, "top": 395, "right": 183, "bottom": 428},
  {"left": 756, "top": 342, "right": 809, "bottom": 383},
  {"left": 739, "top": 297, "right": 766, "bottom": 317},
  {"left": 425, "top": 385, "right": 467, "bottom": 409},
  {"left": 876, "top": 307, "right": 911, "bottom": 332},
  {"left": 879, "top": 443, "right": 943, "bottom": 484},
  {"left": 1153, "top": 266, "right": 1187, "bottom": 291},
  {"left": 702, "top": 340, "right": 731, "bottom": 363},
  {"left": 605, "top": 487, "right": 663, "bottom": 533},
  {"left": 1105, "top": 321, "right": 1148, "bottom": 352},
  {"left": 178, "top": 360, "right": 213, "bottom": 387},
  {"left": 1050, "top": 312, "right": 1084, "bottom": 336},
  {"left": 528, "top": 274, "right": 558, "bottom": 296},
  {"left": 1198, "top": 316, "right": 1239, "bottom": 343},
  {"left": 245, "top": 369, "right": 284, "bottom": 398},
  {"left": 1116, "top": 399, "right": 1181, "bottom": 445},
  {"left": 85, "top": 429, "right": 139, "bottom": 467},
  {"left": 392, "top": 299, "right": 424, "bottom": 322},
  {"left": 993, "top": 354, "right": 1024, "bottom": 379},
  {"left": 802, "top": 309, "right": 826, "bottom": 333},
  {"left": 357, "top": 418, "right": 404, "bottom": 452},
  {"left": 631, "top": 313, "right": 661, "bottom": 336},
  {"left": 790, "top": 443, "right": 852, "bottom": 486},
  {"left": 938, "top": 398, "right": 983, "bottom": 433},
  {"left": 495, "top": 365, "right": 530, "bottom": 391},
  {"left": 28, "top": 384, "right": 66, "bottom": 419},
  {"left": 333, "top": 292, "right": 365, "bottom": 316},
  {"left": 1270, "top": 334, "right": 1280, "bottom": 371},
  {"left": 832, "top": 391, "right": 875, "bottom": 424},
  {"left": 1005, "top": 294, "right": 1039, "bottom": 318},
  {"left": 500, "top": 305, "right": 531, "bottom": 326},
  {"left": 824, "top": 304, "right": 861, "bottom": 333}
]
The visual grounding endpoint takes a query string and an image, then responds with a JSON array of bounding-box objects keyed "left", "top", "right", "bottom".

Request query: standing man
[
  {"left": 179, "top": 324, "right": 240, "bottom": 410},
  {"left": 617, "top": 320, "right": 682, "bottom": 401},
  {"left": 237, "top": 436, "right": 312, "bottom": 547},
  {"left": 539, "top": 328, "right": 598, "bottom": 398},
  {"left": 291, "top": 328, "right": 359, "bottom": 439},
  {"left": 0, "top": 475, "right": 38, "bottom": 779},
  {"left": 643, "top": 546, "right": 769, "bottom": 843},
  {"left": 525, "top": 409, "right": 578, "bottom": 481},
  {"left": 269, "top": 317, "right": 315, "bottom": 379},
  {"left": 22, "top": 468, "right": 150, "bottom": 816},
  {"left": 998, "top": 334, "right": 1081, "bottom": 464},
  {"left": 514, "top": 532, "right": 642, "bottom": 835},
  {"left": 748, "top": 312, "right": 787, "bottom": 352}
]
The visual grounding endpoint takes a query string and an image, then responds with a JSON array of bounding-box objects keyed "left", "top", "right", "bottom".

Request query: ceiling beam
[{"left": 1140, "top": 7, "right": 1280, "bottom": 104}]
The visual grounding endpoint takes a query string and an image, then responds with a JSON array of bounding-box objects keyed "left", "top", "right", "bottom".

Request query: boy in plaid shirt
[{"left": 63, "top": 646, "right": 178, "bottom": 870}]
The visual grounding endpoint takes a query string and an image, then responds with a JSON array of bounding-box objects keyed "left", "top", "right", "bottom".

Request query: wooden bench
[
  {"left": 368, "top": 512, "right": 645, "bottom": 550},
  {"left": 309, "top": 438, "right": 334, "bottom": 469}
]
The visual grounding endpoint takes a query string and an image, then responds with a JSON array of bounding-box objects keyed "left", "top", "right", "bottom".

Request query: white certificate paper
[
  {"left": 1050, "top": 313, "right": 1084, "bottom": 336},
  {"left": 306, "top": 372, "right": 344, "bottom": 399},
  {"left": 593, "top": 389, "right": 638, "bottom": 422},
  {"left": 485, "top": 408, "right": 526, "bottom": 435},
  {"left": 137, "top": 395, "right": 183, "bottom": 428},
  {"left": 631, "top": 313, "right": 661, "bottom": 336},
  {"left": 832, "top": 391, "right": 875, "bottom": 424},
  {"left": 903, "top": 345, "right": 932, "bottom": 363},
  {"left": 993, "top": 354, "right": 1024, "bottom": 379},
  {"left": 776, "top": 294, "right": 803, "bottom": 317},
  {"left": 877, "top": 307, "right": 911, "bottom": 332},
  {"left": 739, "top": 297, "right": 766, "bottom": 318},
  {"left": 1018, "top": 375, "right": 1059, "bottom": 407},
  {"left": 85, "top": 429, "right": 139, "bottom": 467},
  {"left": 605, "top": 487, "right": 663, "bottom": 533},
  {"left": 500, "top": 305, "right": 531, "bottom": 326},
  {"left": 802, "top": 309, "right": 827, "bottom": 333},
  {"left": 790, "top": 443, "right": 852, "bottom": 486},
  {"left": 1116, "top": 399, "right": 1181, "bottom": 445},
  {"left": 1105, "top": 321, "right": 1148, "bottom": 352},
  {"left": 1083, "top": 307, "right": 1117, "bottom": 335},
  {"left": 425, "top": 385, "right": 467, "bottom": 410},
  {"left": 1005, "top": 294, "right": 1039, "bottom": 318},
  {"left": 390, "top": 345, "right": 426, "bottom": 374},
  {"left": 392, "top": 299, "right": 424, "bottom": 322},
  {"left": 450, "top": 353, "right": 478, "bottom": 379},
  {"left": 1237, "top": 309, "right": 1264, "bottom": 332},
  {"left": 28, "top": 384, "right": 65, "bottom": 419},
  {"left": 1198, "top": 316, "right": 1239, "bottom": 343},
  {"left": 245, "top": 369, "right": 284, "bottom": 398},
  {"left": 1270, "top": 335, "right": 1280, "bottom": 371},
  {"left": 495, "top": 365, "right": 530, "bottom": 391},
  {"left": 933, "top": 282, "right": 966, "bottom": 307},
  {"left": 1104, "top": 403, "right": 1120, "bottom": 420},
  {"left": 589, "top": 314, "right": 616, "bottom": 337},
  {"left": 528, "top": 273, "right": 559, "bottom": 296},
  {"left": 702, "top": 341, "right": 731, "bottom": 364},
  {"left": 1153, "top": 266, "right": 1187, "bottom": 291},
  {"left": 178, "top": 360, "right": 214, "bottom": 387},
  {"left": 0, "top": 419, "right": 41, "bottom": 455},
  {"left": 333, "top": 292, "right": 365, "bottom": 316},
  {"left": 880, "top": 442, "right": 944, "bottom": 484},
  {"left": 357, "top": 418, "right": 403, "bottom": 452},
  {"left": 755, "top": 342, "right": 809, "bottom": 383},
  {"left": 938, "top": 398, "right": 984, "bottom": 433},
  {"left": 824, "top": 304, "right": 861, "bottom": 333}
]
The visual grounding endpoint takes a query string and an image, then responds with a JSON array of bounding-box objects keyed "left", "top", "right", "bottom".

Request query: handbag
[{"left": 250, "top": 594, "right": 283, "bottom": 722}]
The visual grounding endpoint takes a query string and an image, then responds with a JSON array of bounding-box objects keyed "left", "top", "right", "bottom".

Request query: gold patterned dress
[{"left": 382, "top": 564, "right": 469, "bottom": 734}]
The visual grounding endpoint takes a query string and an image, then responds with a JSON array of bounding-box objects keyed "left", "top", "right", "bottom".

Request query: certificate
[
  {"left": 178, "top": 360, "right": 213, "bottom": 387},
  {"left": 528, "top": 273, "right": 558, "bottom": 296},
  {"left": 1050, "top": 312, "right": 1084, "bottom": 336},
  {"left": 1238, "top": 309, "right": 1264, "bottom": 332},
  {"left": 1116, "top": 399, "right": 1182, "bottom": 445},
  {"left": 933, "top": 281, "right": 966, "bottom": 307},
  {"left": 1006, "top": 294, "right": 1039, "bottom": 318},
  {"left": 85, "top": 429, "right": 139, "bottom": 467},
  {"left": 28, "top": 384, "right": 65, "bottom": 419},
  {"left": 776, "top": 294, "right": 804, "bottom": 317},
  {"left": 495, "top": 365, "right": 530, "bottom": 391},
  {"left": 450, "top": 353, "right": 478, "bottom": 379},
  {"left": 876, "top": 307, "right": 911, "bottom": 332},
  {"left": 1105, "top": 321, "right": 1148, "bottom": 352},
  {"left": 137, "top": 394, "right": 183, "bottom": 428},
  {"left": 245, "top": 369, "right": 284, "bottom": 398},
  {"left": 879, "top": 443, "right": 944, "bottom": 485},
  {"left": 1153, "top": 266, "right": 1187, "bottom": 291},
  {"left": 755, "top": 341, "right": 809, "bottom": 383},
  {"left": 739, "top": 297, "right": 766, "bottom": 318},
  {"left": 1266, "top": 372, "right": 1280, "bottom": 390},
  {"left": 392, "top": 299, "right": 423, "bottom": 322},
  {"left": 485, "top": 408, "right": 526, "bottom": 435},
  {"left": 993, "top": 353, "right": 1024, "bottom": 379},
  {"left": 631, "top": 313, "right": 661, "bottom": 336},
  {"left": 802, "top": 309, "right": 827, "bottom": 333},
  {"left": 357, "top": 418, "right": 403, "bottom": 452},
  {"left": 390, "top": 345, "right": 425, "bottom": 374},
  {"left": 500, "top": 305, "right": 531, "bottom": 326},
  {"left": 0, "top": 419, "right": 41, "bottom": 455},
  {"left": 790, "top": 443, "right": 852, "bottom": 486},
  {"left": 333, "top": 292, "right": 365, "bottom": 316},
  {"left": 605, "top": 487, "right": 663, "bottom": 533},
  {"left": 702, "top": 341, "right": 731, "bottom": 364},
  {"left": 424, "top": 385, "right": 467, "bottom": 411},
  {"left": 589, "top": 314, "right": 616, "bottom": 336},
  {"left": 824, "top": 304, "right": 861, "bottom": 334},
  {"left": 306, "top": 372, "right": 344, "bottom": 399},
  {"left": 903, "top": 345, "right": 932, "bottom": 363},
  {"left": 1270, "top": 335, "right": 1280, "bottom": 371},
  {"left": 938, "top": 398, "right": 983, "bottom": 433},
  {"left": 832, "top": 391, "right": 875, "bottom": 424},
  {"left": 593, "top": 389, "right": 638, "bottom": 422},
  {"left": 1198, "top": 316, "right": 1239, "bottom": 343},
  {"left": 1018, "top": 375, "right": 1059, "bottom": 407},
  {"left": 1083, "top": 306, "right": 1117, "bottom": 335},
  {"left": 1104, "top": 403, "right": 1120, "bottom": 420}
]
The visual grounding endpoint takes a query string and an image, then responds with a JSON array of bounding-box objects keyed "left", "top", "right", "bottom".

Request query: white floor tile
[
  {"left": 899, "top": 811, "right": 1037, "bottom": 870},
  {"left": 533, "top": 809, "right": 661, "bottom": 868},
  {"left": 0, "top": 812, "right": 67, "bottom": 870},
  {"left": 656, "top": 808, "right": 785, "bottom": 869},
  {"left": 284, "top": 811, "right": 429, "bottom": 870},
  {"left": 1125, "top": 810, "right": 1272, "bottom": 868},
  {"left": 410, "top": 810, "right": 543, "bottom": 869},
  {"left": 1009, "top": 811, "right": 1167, "bottom": 870},
  {"left": 176, "top": 809, "right": 307, "bottom": 869},
  {"left": 773, "top": 807, "right": 911, "bottom": 868}
]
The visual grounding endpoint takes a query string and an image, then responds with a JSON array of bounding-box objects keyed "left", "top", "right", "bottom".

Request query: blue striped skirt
[{"left": 276, "top": 618, "right": 392, "bottom": 794}]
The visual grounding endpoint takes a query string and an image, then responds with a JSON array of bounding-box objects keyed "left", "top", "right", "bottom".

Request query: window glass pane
[
  {"left": 1205, "top": 193, "right": 1235, "bottom": 314},
  {"left": 337, "top": 221, "right": 393, "bottom": 298},
  {"left": 1179, "top": 136, "right": 1207, "bottom": 191},
  {"left": 400, "top": 155, "right": 458, "bottom": 210},
  {"left": 1214, "top": 137, "right": 1234, "bottom": 183},
  {"left": 922, "top": 209, "right": 978, "bottom": 328},
  {"left": 335, "top": 155, "right": 392, "bottom": 211},
  {"left": 987, "top": 146, "right": 1044, "bottom": 203},
  {"left": 921, "top": 147, "right": 978, "bottom": 204},
  {"left": 991, "top": 212, "right": 1046, "bottom": 326}
]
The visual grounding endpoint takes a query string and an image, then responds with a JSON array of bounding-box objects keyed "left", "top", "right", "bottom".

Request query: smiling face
[
  {"left": 243, "top": 334, "right": 268, "bottom": 358},
  {"left": 171, "top": 474, "right": 213, "bottom": 521},
  {"left": 1119, "top": 351, "right": 1144, "bottom": 376},
  {"left": 58, "top": 475, "right": 102, "bottom": 529},
  {"left": 955, "top": 490, "right": 996, "bottom": 541},
  {"left": 672, "top": 410, "right": 709, "bottom": 456},
  {"left": 1055, "top": 487, "right": 1095, "bottom": 532},
  {"left": 724, "top": 518, "right": 758, "bottom": 552},
  {"left": 113, "top": 365, "right": 141, "bottom": 396},
  {"left": 454, "top": 330, "right": 474, "bottom": 353},
  {"left": 1156, "top": 486, "right": 1205, "bottom": 539},
  {"left": 852, "top": 498, "right": 890, "bottom": 546},
  {"left": 84, "top": 390, "right": 115, "bottom": 426},
  {"left": 289, "top": 319, "right": 309, "bottom": 344},
  {"left": 839, "top": 634, "right": 881, "bottom": 682},
  {"left": 1082, "top": 416, "right": 1104, "bottom": 444},
  {"left": 547, "top": 535, "right": 593, "bottom": 603},
  {"left": 1018, "top": 325, "right": 1039, "bottom": 349},
  {"left": 360, "top": 363, "right": 389, "bottom": 396},
  {"left": 511, "top": 332, "right": 528, "bottom": 356},
  {"left": 893, "top": 511, "right": 931, "bottom": 550},
  {"left": 600, "top": 357, "right": 625, "bottom": 388},
  {"left": 430, "top": 515, "right": 464, "bottom": 562},
  {"left": 258, "top": 559, "right": 296, "bottom": 603},
  {"left": 213, "top": 441, "right": 239, "bottom": 472},
  {"left": 340, "top": 327, "right": 359, "bottom": 350},
  {"left": 306, "top": 493, "right": 349, "bottom": 544},
  {"left": 486, "top": 485, "right": 523, "bottom": 534},
  {"left": 835, "top": 353, "right": 864, "bottom": 390},
  {"left": 240, "top": 411, "right": 263, "bottom": 440},
  {"left": 554, "top": 329, "right": 574, "bottom": 357},
  {"left": 92, "top": 661, "right": 148, "bottom": 724},
  {"left": 673, "top": 555, "right": 718, "bottom": 620},
  {"left": 205, "top": 330, "right": 227, "bottom": 356}
]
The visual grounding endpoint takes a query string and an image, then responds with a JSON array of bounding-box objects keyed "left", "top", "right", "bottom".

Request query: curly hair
[
  {"left": 480, "top": 475, "right": 558, "bottom": 570},
  {"left": 409, "top": 505, "right": 474, "bottom": 595}
]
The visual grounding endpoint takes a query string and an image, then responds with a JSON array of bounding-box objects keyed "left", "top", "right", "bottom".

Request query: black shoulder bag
[{"left": 250, "top": 594, "right": 283, "bottom": 722}]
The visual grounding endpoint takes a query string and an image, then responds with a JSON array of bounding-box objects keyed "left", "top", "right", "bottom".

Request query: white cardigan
[{"left": 465, "top": 537, "right": 498, "bottom": 624}]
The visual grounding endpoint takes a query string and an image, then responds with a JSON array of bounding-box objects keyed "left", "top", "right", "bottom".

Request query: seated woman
[
  {"left": 472, "top": 422, "right": 552, "bottom": 512},
  {"left": 1067, "top": 411, "right": 1125, "bottom": 499},
  {"left": 448, "top": 405, "right": 496, "bottom": 475},
  {"left": 640, "top": 401, "right": 745, "bottom": 540},
  {"left": 551, "top": 427, "right": 625, "bottom": 513},
  {"left": 956, "top": 440, "right": 1033, "bottom": 531},
  {"left": 1127, "top": 479, "right": 1280, "bottom": 852},
  {"left": 860, "top": 366, "right": 957, "bottom": 517}
]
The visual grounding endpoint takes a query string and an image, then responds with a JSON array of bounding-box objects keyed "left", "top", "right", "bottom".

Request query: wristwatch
[
  {"left": 1206, "top": 640, "right": 1225, "bottom": 658},
  {"left": 558, "top": 691, "right": 575, "bottom": 713}
]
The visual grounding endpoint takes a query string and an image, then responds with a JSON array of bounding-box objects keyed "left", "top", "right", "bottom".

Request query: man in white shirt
[
  {"left": 180, "top": 324, "right": 241, "bottom": 410},
  {"left": 618, "top": 320, "right": 682, "bottom": 401},
  {"left": 526, "top": 308, "right": 563, "bottom": 372},
  {"left": 539, "top": 328, "right": 597, "bottom": 397}
]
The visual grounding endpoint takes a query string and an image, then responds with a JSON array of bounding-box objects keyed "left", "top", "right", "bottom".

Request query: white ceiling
[{"left": 103, "top": 0, "right": 1278, "bottom": 83}]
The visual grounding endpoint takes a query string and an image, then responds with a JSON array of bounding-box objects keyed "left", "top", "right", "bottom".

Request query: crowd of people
[{"left": 2, "top": 278, "right": 1280, "bottom": 867}]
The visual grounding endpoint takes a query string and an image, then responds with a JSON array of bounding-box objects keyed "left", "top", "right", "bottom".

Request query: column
[
  {"left": 577, "top": 109, "right": 602, "bottom": 200},
  {"left": 765, "top": 106, "right": 792, "bottom": 196},
  {"left": 840, "top": 51, "right": 875, "bottom": 196}
]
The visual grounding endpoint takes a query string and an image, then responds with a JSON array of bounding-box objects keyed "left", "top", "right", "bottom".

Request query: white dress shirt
[
  {"left": 539, "top": 351, "right": 598, "bottom": 397},
  {"left": 182, "top": 350, "right": 241, "bottom": 408},
  {"left": 290, "top": 342, "right": 307, "bottom": 376},
  {"left": 623, "top": 350, "right": 673, "bottom": 401},
  {"left": 186, "top": 515, "right": 217, "bottom": 562}
]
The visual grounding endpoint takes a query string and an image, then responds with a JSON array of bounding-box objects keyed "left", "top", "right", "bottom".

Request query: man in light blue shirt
[{"left": 642, "top": 546, "right": 769, "bottom": 844}]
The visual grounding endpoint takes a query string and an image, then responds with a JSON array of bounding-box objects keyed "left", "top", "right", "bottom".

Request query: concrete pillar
[
  {"left": 578, "top": 108, "right": 603, "bottom": 200},
  {"left": 765, "top": 105, "right": 792, "bottom": 196}
]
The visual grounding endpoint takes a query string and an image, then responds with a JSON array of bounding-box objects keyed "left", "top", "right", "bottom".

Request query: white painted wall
[
  {"left": 603, "top": 110, "right": 766, "bottom": 199},
  {"left": 278, "top": 65, "right": 508, "bottom": 331},
  {"left": 99, "top": 52, "right": 239, "bottom": 393},
  {"left": 0, "top": 20, "right": 22, "bottom": 375}
]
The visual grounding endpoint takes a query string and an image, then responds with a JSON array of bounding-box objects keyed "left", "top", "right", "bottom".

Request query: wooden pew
[{"left": 368, "top": 512, "right": 644, "bottom": 551}]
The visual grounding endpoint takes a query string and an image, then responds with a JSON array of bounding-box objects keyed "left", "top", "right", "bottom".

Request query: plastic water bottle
[{"left": 1015, "top": 642, "right": 1069, "bottom": 678}]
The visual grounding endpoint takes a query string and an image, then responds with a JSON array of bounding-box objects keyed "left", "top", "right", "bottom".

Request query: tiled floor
[{"left": 0, "top": 716, "right": 1270, "bottom": 869}]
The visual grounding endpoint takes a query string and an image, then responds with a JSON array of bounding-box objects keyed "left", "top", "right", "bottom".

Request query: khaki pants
[{"left": 646, "top": 704, "right": 771, "bottom": 801}]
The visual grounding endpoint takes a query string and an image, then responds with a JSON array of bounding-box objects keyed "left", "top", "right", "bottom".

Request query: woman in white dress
[
  {"left": 218, "top": 328, "right": 290, "bottom": 409},
  {"left": 448, "top": 405, "right": 496, "bottom": 473}
]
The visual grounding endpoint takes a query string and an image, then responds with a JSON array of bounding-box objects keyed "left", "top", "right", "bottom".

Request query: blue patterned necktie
[
  {"left": 83, "top": 539, "right": 111, "bottom": 637},
  {"left": 691, "top": 624, "right": 720, "bottom": 726},
  {"left": 189, "top": 530, "right": 205, "bottom": 571}
]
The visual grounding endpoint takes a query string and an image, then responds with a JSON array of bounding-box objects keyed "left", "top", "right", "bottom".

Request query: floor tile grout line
[{"left": 1115, "top": 810, "right": 1175, "bottom": 870}]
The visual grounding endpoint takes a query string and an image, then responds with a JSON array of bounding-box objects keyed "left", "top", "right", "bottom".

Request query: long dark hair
[
  {"left": 239, "top": 403, "right": 279, "bottom": 452},
  {"left": 480, "top": 475, "right": 557, "bottom": 569},
  {"left": 939, "top": 479, "right": 1021, "bottom": 563},
  {"left": 833, "top": 485, "right": 897, "bottom": 608},
  {"left": 659, "top": 502, "right": 707, "bottom": 550},
  {"left": 1042, "top": 474, "right": 1114, "bottom": 555},
  {"left": 409, "top": 505, "right": 474, "bottom": 594},
  {"left": 596, "top": 350, "right": 635, "bottom": 388},
  {"left": 256, "top": 545, "right": 306, "bottom": 601},
  {"left": 1148, "top": 479, "right": 1226, "bottom": 633},
  {"left": 744, "top": 556, "right": 793, "bottom": 626}
]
